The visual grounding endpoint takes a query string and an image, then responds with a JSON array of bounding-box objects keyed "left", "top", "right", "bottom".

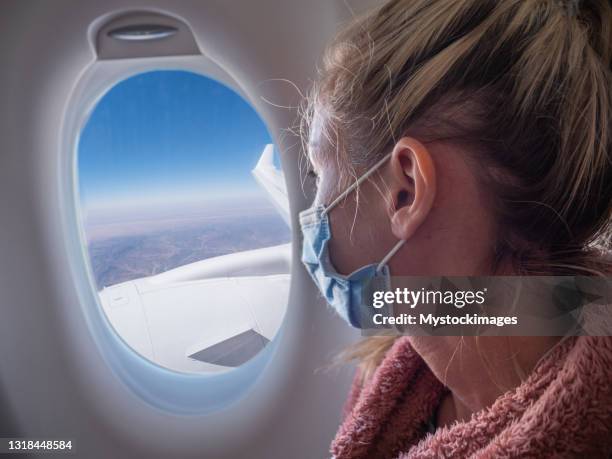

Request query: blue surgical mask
[{"left": 299, "top": 153, "right": 405, "bottom": 328}]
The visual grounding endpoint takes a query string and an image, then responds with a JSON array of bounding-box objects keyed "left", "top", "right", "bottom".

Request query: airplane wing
[
  {"left": 97, "top": 144, "right": 292, "bottom": 373},
  {"left": 251, "top": 144, "right": 290, "bottom": 227},
  {"left": 99, "top": 244, "right": 291, "bottom": 373}
]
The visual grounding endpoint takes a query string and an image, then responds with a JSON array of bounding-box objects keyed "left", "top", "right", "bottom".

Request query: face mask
[{"left": 299, "top": 153, "right": 406, "bottom": 328}]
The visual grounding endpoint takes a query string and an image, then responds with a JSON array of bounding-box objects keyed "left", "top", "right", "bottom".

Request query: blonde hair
[{"left": 301, "top": 0, "right": 612, "bottom": 380}]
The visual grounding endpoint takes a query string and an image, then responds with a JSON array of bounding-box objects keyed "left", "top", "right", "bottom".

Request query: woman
[{"left": 298, "top": 0, "right": 612, "bottom": 457}]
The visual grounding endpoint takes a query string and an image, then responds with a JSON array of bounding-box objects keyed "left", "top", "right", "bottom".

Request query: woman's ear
[{"left": 388, "top": 137, "right": 436, "bottom": 240}]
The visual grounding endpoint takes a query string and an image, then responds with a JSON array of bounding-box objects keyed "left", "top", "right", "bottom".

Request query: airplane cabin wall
[{"left": 0, "top": 0, "right": 380, "bottom": 457}]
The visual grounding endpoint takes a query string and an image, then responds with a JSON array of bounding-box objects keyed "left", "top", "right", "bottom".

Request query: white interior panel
[{"left": 0, "top": 0, "right": 381, "bottom": 457}]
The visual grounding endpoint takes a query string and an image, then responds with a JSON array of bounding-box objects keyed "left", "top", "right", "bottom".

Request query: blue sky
[{"left": 78, "top": 70, "right": 273, "bottom": 215}]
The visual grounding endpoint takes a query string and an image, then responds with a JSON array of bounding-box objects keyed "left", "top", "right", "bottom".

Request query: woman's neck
[{"left": 410, "top": 336, "right": 562, "bottom": 427}]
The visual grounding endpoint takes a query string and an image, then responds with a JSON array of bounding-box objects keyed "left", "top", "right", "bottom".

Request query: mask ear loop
[
  {"left": 321, "top": 153, "right": 392, "bottom": 216},
  {"left": 376, "top": 239, "right": 406, "bottom": 274}
]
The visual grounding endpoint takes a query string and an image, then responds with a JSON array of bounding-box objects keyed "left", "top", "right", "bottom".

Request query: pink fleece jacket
[{"left": 331, "top": 336, "right": 612, "bottom": 458}]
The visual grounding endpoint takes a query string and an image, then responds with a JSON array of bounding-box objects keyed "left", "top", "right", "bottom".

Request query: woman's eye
[{"left": 307, "top": 169, "right": 319, "bottom": 182}]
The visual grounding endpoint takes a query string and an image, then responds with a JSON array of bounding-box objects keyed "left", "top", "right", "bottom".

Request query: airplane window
[{"left": 77, "top": 70, "right": 291, "bottom": 374}]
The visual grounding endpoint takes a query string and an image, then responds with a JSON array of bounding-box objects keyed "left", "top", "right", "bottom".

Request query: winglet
[
  {"left": 255, "top": 144, "right": 276, "bottom": 170},
  {"left": 251, "top": 144, "right": 290, "bottom": 227}
]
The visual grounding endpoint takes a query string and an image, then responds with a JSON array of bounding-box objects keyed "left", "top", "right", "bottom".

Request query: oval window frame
[{"left": 60, "top": 54, "right": 291, "bottom": 415}]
